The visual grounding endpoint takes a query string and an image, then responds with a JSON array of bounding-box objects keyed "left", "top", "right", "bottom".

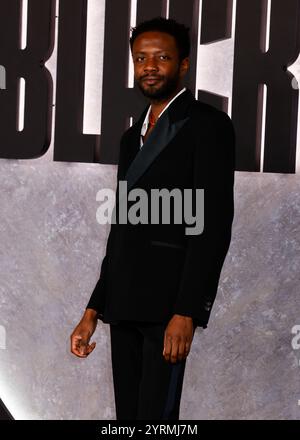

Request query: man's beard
[{"left": 136, "top": 69, "right": 181, "bottom": 101}]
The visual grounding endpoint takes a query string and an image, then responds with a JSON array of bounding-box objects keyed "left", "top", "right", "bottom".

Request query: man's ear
[{"left": 180, "top": 57, "right": 190, "bottom": 78}]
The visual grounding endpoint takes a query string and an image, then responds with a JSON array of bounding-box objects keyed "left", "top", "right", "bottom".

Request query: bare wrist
[
  {"left": 174, "top": 314, "right": 193, "bottom": 321},
  {"left": 84, "top": 308, "right": 98, "bottom": 319}
]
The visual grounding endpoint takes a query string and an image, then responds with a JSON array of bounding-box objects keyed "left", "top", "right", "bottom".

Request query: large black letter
[
  {"left": 0, "top": 0, "right": 55, "bottom": 159},
  {"left": 54, "top": 0, "right": 99, "bottom": 163},
  {"left": 232, "top": 0, "right": 300, "bottom": 173}
]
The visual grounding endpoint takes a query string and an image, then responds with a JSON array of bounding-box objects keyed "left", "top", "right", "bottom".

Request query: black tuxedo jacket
[{"left": 87, "top": 89, "right": 235, "bottom": 328}]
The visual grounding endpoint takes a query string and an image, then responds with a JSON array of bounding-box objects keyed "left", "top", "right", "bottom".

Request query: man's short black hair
[{"left": 130, "top": 17, "right": 190, "bottom": 61}]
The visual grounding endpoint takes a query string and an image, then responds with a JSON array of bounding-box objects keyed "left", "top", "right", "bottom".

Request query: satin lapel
[
  {"left": 124, "top": 110, "right": 189, "bottom": 193},
  {"left": 117, "top": 106, "right": 149, "bottom": 181}
]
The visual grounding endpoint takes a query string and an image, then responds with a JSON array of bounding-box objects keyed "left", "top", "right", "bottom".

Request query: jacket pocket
[{"left": 150, "top": 240, "right": 185, "bottom": 250}]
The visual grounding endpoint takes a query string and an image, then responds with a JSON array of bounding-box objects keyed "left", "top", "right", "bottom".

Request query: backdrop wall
[{"left": 0, "top": 0, "right": 300, "bottom": 419}]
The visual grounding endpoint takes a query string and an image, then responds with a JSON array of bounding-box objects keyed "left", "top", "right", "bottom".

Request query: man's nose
[{"left": 144, "top": 57, "right": 158, "bottom": 72}]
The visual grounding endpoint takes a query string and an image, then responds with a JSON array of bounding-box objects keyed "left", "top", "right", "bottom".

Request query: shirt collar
[{"left": 140, "top": 87, "right": 187, "bottom": 143}]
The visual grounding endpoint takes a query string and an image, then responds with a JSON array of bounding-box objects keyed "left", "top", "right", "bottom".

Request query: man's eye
[
  {"left": 136, "top": 57, "right": 145, "bottom": 62},
  {"left": 159, "top": 55, "right": 169, "bottom": 60}
]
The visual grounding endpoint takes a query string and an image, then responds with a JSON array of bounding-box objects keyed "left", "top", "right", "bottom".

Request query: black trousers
[{"left": 109, "top": 321, "right": 188, "bottom": 420}]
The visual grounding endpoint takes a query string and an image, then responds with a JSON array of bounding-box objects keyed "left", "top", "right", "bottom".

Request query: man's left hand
[{"left": 163, "top": 314, "right": 195, "bottom": 363}]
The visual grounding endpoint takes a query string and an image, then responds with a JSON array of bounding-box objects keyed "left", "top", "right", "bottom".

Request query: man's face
[{"left": 132, "top": 31, "right": 189, "bottom": 100}]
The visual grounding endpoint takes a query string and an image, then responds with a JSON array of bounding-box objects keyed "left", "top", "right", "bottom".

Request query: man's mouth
[{"left": 142, "top": 77, "right": 162, "bottom": 85}]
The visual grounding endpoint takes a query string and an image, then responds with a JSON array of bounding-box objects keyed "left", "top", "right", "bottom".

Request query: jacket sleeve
[
  {"left": 172, "top": 110, "right": 236, "bottom": 328},
  {"left": 86, "top": 254, "right": 108, "bottom": 316},
  {"left": 85, "top": 131, "right": 129, "bottom": 315}
]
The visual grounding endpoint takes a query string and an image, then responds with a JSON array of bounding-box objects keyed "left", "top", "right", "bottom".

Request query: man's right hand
[{"left": 70, "top": 308, "right": 98, "bottom": 358}]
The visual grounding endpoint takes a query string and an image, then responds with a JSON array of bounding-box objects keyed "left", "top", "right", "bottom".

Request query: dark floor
[{"left": 0, "top": 399, "right": 13, "bottom": 420}]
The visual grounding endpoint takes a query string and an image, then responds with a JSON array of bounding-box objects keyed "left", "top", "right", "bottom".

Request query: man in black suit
[{"left": 71, "top": 17, "right": 235, "bottom": 420}]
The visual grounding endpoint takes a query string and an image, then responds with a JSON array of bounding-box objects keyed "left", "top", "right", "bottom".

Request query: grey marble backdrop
[
  {"left": 0, "top": 0, "right": 300, "bottom": 420},
  {"left": 1, "top": 163, "right": 300, "bottom": 420}
]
